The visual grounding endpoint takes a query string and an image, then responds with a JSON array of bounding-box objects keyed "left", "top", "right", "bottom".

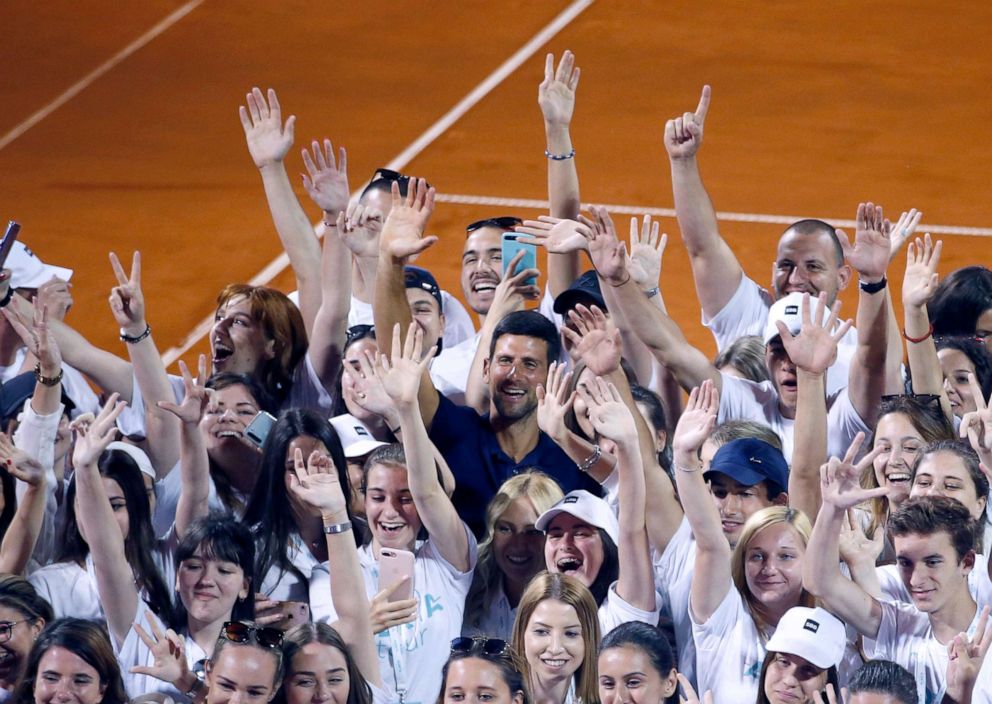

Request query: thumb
[
  {"left": 284, "top": 114, "right": 296, "bottom": 141},
  {"left": 835, "top": 228, "right": 853, "bottom": 256}
]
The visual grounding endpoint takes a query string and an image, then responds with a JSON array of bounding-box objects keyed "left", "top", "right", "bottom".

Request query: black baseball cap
[{"left": 553, "top": 270, "right": 607, "bottom": 315}]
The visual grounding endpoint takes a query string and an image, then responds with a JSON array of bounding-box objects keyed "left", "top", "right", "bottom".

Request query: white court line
[
  {"left": 435, "top": 192, "right": 992, "bottom": 237},
  {"left": 0, "top": 0, "right": 205, "bottom": 152},
  {"left": 161, "top": 0, "right": 595, "bottom": 365}
]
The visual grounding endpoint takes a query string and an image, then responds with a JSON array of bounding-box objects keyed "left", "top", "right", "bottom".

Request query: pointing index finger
[{"left": 695, "top": 85, "right": 712, "bottom": 123}]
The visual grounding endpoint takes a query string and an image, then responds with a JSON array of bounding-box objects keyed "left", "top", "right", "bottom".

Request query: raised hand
[
  {"left": 369, "top": 579, "right": 417, "bottom": 634},
  {"left": 301, "top": 139, "right": 350, "bottom": 216},
  {"left": 945, "top": 606, "right": 992, "bottom": 704},
  {"left": 72, "top": 394, "right": 125, "bottom": 469},
  {"left": 374, "top": 323, "right": 434, "bottom": 409},
  {"left": 35, "top": 277, "right": 73, "bottom": 322},
  {"left": 960, "top": 373, "right": 992, "bottom": 467},
  {"left": 0, "top": 433, "right": 45, "bottom": 487},
  {"left": 628, "top": 215, "right": 667, "bottom": 291},
  {"left": 157, "top": 355, "right": 214, "bottom": 426},
  {"left": 514, "top": 216, "right": 592, "bottom": 254},
  {"left": 2, "top": 295, "right": 61, "bottom": 376},
  {"left": 836, "top": 202, "right": 891, "bottom": 282},
  {"left": 577, "top": 376, "right": 637, "bottom": 445},
  {"left": 664, "top": 85, "right": 711, "bottom": 161},
  {"left": 379, "top": 179, "right": 437, "bottom": 261},
  {"left": 902, "top": 234, "right": 942, "bottom": 309},
  {"left": 342, "top": 351, "right": 398, "bottom": 424},
  {"left": 239, "top": 87, "right": 295, "bottom": 169},
  {"left": 672, "top": 380, "right": 719, "bottom": 466},
  {"left": 538, "top": 51, "right": 580, "bottom": 129},
  {"left": 108, "top": 251, "right": 145, "bottom": 337},
  {"left": 838, "top": 508, "right": 884, "bottom": 570},
  {"left": 130, "top": 611, "right": 189, "bottom": 686},
  {"left": 486, "top": 249, "right": 541, "bottom": 321},
  {"left": 813, "top": 684, "right": 846, "bottom": 704},
  {"left": 777, "top": 292, "right": 853, "bottom": 375},
  {"left": 536, "top": 361, "right": 575, "bottom": 442},
  {"left": 585, "top": 206, "right": 629, "bottom": 285},
  {"left": 820, "top": 434, "right": 888, "bottom": 510},
  {"left": 887, "top": 208, "right": 923, "bottom": 262},
  {"left": 287, "top": 447, "right": 347, "bottom": 520},
  {"left": 562, "top": 304, "right": 622, "bottom": 377},
  {"left": 339, "top": 201, "right": 383, "bottom": 258}
]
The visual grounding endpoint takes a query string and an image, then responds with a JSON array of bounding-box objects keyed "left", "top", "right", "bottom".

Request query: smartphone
[
  {"left": 0, "top": 221, "right": 20, "bottom": 270},
  {"left": 274, "top": 600, "right": 310, "bottom": 626},
  {"left": 378, "top": 547, "right": 415, "bottom": 602},
  {"left": 501, "top": 233, "right": 538, "bottom": 287},
  {"left": 245, "top": 411, "right": 277, "bottom": 448}
]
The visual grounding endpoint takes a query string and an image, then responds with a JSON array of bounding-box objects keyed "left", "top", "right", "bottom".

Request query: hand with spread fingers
[
  {"left": 239, "top": 87, "right": 295, "bottom": 169},
  {"left": 628, "top": 214, "right": 667, "bottom": 292},
  {"left": 514, "top": 216, "right": 592, "bottom": 254},
  {"left": 0, "top": 433, "right": 45, "bottom": 487},
  {"left": 536, "top": 361, "right": 575, "bottom": 443},
  {"left": 664, "top": 85, "right": 711, "bottom": 161},
  {"left": 301, "top": 139, "right": 350, "bottom": 218},
  {"left": 286, "top": 447, "right": 347, "bottom": 521},
  {"left": 777, "top": 292, "right": 853, "bottom": 375},
  {"left": 373, "top": 323, "right": 435, "bottom": 410},
  {"left": 562, "top": 304, "right": 621, "bottom": 377},
  {"left": 819, "top": 434, "right": 889, "bottom": 511},
  {"left": 129, "top": 610, "right": 190, "bottom": 687},
  {"left": 72, "top": 394, "right": 126, "bottom": 469},
  {"left": 887, "top": 208, "right": 923, "bottom": 262},
  {"left": 157, "top": 355, "right": 215, "bottom": 426},
  {"left": 379, "top": 179, "right": 437, "bottom": 262},
  {"left": 836, "top": 202, "right": 891, "bottom": 283},
  {"left": 672, "top": 380, "right": 719, "bottom": 469},
  {"left": 902, "top": 234, "right": 942, "bottom": 309},
  {"left": 577, "top": 376, "right": 637, "bottom": 446},
  {"left": 945, "top": 605, "right": 992, "bottom": 704},
  {"left": 585, "top": 206, "right": 629, "bottom": 286},
  {"left": 339, "top": 201, "right": 383, "bottom": 258}
]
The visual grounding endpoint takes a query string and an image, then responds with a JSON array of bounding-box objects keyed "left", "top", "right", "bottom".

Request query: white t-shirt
[
  {"left": 431, "top": 333, "right": 481, "bottom": 406},
  {"left": 115, "top": 609, "right": 206, "bottom": 702},
  {"left": 705, "top": 275, "right": 858, "bottom": 397},
  {"left": 975, "top": 655, "right": 992, "bottom": 704},
  {"left": 462, "top": 579, "right": 515, "bottom": 641},
  {"left": 876, "top": 554, "right": 992, "bottom": 607},
  {"left": 864, "top": 599, "right": 982, "bottom": 704},
  {"left": 13, "top": 400, "right": 64, "bottom": 571},
  {"left": 690, "top": 584, "right": 765, "bottom": 704},
  {"left": 654, "top": 518, "right": 698, "bottom": 688},
  {"left": 311, "top": 526, "right": 478, "bottom": 704},
  {"left": 599, "top": 582, "right": 660, "bottom": 634},
  {"left": 348, "top": 292, "right": 477, "bottom": 350},
  {"left": 718, "top": 372, "right": 870, "bottom": 463}
]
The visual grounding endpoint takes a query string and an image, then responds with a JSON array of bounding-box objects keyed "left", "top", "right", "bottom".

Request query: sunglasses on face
[
  {"left": 466, "top": 216, "right": 523, "bottom": 233},
  {"left": 449, "top": 636, "right": 509, "bottom": 656},
  {"left": 221, "top": 621, "right": 283, "bottom": 649}
]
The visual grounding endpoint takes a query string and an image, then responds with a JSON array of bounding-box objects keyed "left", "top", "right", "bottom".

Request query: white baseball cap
[
  {"left": 763, "top": 291, "right": 807, "bottom": 345},
  {"left": 330, "top": 414, "right": 388, "bottom": 459},
  {"left": 765, "top": 606, "right": 846, "bottom": 669},
  {"left": 535, "top": 490, "right": 619, "bottom": 544},
  {"left": 7, "top": 242, "right": 73, "bottom": 289},
  {"left": 106, "top": 441, "right": 156, "bottom": 481}
]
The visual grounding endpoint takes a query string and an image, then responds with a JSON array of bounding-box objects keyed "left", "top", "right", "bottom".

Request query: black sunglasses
[
  {"left": 221, "top": 621, "right": 284, "bottom": 649},
  {"left": 450, "top": 636, "right": 509, "bottom": 656},
  {"left": 346, "top": 324, "right": 375, "bottom": 344},
  {"left": 466, "top": 216, "right": 523, "bottom": 233}
]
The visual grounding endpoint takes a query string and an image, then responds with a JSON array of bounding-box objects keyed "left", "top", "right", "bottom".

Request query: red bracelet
[{"left": 903, "top": 324, "right": 934, "bottom": 344}]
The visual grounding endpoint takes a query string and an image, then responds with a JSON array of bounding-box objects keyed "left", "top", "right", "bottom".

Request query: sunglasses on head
[
  {"left": 221, "top": 621, "right": 283, "bottom": 649},
  {"left": 449, "top": 637, "right": 509, "bottom": 656},
  {"left": 466, "top": 216, "right": 523, "bottom": 233},
  {"left": 346, "top": 324, "right": 375, "bottom": 343}
]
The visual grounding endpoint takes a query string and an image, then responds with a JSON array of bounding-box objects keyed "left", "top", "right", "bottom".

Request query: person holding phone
[{"left": 312, "top": 323, "right": 477, "bottom": 704}]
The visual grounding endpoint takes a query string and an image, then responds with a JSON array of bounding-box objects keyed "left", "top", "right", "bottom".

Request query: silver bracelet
[
  {"left": 644, "top": 287, "right": 660, "bottom": 299},
  {"left": 544, "top": 148, "right": 575, "bottom": 161},
  {"left": 676, "top": 464, "right": 701, "bottom": 474},
  {"left": 323, "top": 521, "right": 353, "bottom": 534},
  {"left": 578, "top": 444, "right": 602, "bottom": 473}
]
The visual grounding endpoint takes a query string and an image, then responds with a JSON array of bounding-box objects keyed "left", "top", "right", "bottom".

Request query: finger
[
  {"left": 383, "top": 576, "right": 410, "bottom": 599},
  {"left": 301, "top": 148, "right": 318, "bottom": 179},
  {"left": 695, "top": 84, "right": 711, "bottom": 123},
  {"left": 969, "top": 373, "right": 987, "bottom": 412},
  {"left": 133, "top": 621, "right": 157, "bottom": 650},
  {"left": 131, "top": 251, "right": 141, "bottom": 286},
  {"left": 145, "top": 609, "right": 165, "bottom": 641},
  {"left": 109, "top": 252, "right": 129, "bottom": 286},
  {"left": 843, "top": 432, "right": 866, "bottom": 465}
]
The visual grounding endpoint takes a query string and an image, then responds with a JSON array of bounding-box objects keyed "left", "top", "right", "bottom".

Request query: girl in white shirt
[
  {"left": 511, "top": 572, "right": 601, "bottom": 704},
  {"left": 463, "top": 472, "right": 563, "bottom": 640},
  {"left": 672, "top": 381, "right": 816, "bottom": 704}
]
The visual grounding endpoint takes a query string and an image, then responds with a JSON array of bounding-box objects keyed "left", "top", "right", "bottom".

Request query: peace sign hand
[
  {"left": 108, "top": 251, "right": 146, "bottom": 336},
  {"left": 157, "top": 355, "right": 215, "bottom": 426},
  {"left": 960, "top": 373, "right": 992, "bottom": 469}
]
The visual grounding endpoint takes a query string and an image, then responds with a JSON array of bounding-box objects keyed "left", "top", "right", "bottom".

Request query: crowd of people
[{"left": 1, "top": 48, "right": 991, "bottom": 704}]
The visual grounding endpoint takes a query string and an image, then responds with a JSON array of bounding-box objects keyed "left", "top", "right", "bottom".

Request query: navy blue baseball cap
[
  {"left": 0, "top": 371, "right": 75, "bottom": 425},
  {"left": 704, "top": 438, "right": 789, "bottom": 495},
  {"left": 553, "top": 270, "right": 607, "bottom": 315},
  {"left": 404, "top": 266, "right": 443, "bottom": 310}
]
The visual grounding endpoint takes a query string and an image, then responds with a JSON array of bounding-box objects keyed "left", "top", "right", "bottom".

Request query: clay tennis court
[{"left": 2, "top": 1, "right": 990, "bottom": 368}]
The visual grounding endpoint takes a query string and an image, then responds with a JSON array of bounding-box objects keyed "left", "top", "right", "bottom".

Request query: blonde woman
[
  {"left": 511, "top": 572, "right": 601, "bottom": 704},
  {"left": 463, "top": 471, "right": 564, "bottom": 640}
]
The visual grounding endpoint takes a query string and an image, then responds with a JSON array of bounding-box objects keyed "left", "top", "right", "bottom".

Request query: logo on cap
[
  {"left": 354, "top": 426, "right": 370, "bottom": 437},
  {"left": 749, "top": 456, "right": 763, "bottom": 464},
  {"left": 803, "top": 619, "right": 819, "bottom": 633},
  {"left": 785, "top": 305, "right": 799, "bottom": 315},
  {"left": 564, "top": 496, "right": 579, "bottom": 504}
]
